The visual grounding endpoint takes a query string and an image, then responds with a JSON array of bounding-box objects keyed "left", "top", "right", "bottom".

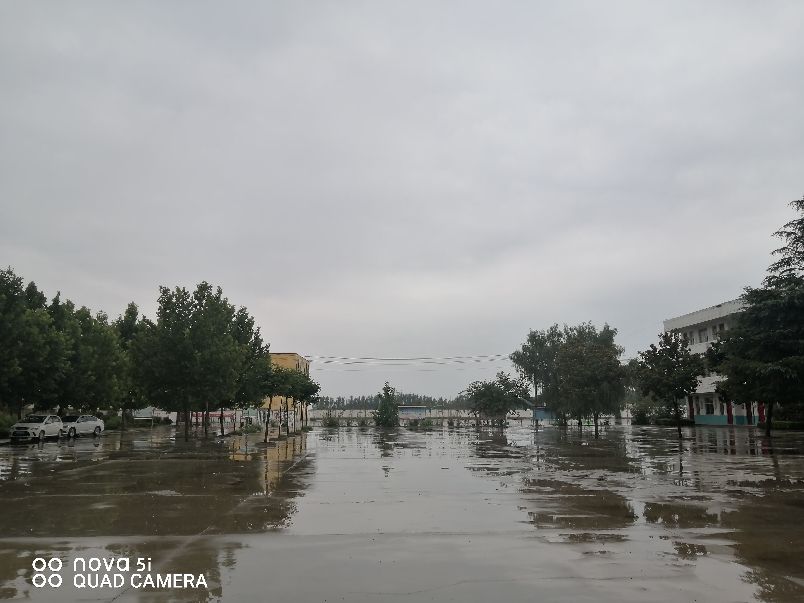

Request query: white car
[
  {"left": 60, "top": 415, "right": 105, "bottom": 438},
  {"left": 10, "top": 415, "right": 63, "bottom": 442}
]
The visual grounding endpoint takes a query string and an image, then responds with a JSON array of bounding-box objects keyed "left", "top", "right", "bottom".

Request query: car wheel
[
  {"left": 94, "top": 426, "right": 101, "bottom": 437},
  {"left": 38, "top": 430, "right": 46, "bottom": 442},
  {"left": 68, "top": 427, "right": 76, "bottom": 438}
]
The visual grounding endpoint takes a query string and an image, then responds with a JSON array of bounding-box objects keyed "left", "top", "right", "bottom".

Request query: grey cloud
[{"left": 1, "top": 1, "right": 802, "bottom": 396}]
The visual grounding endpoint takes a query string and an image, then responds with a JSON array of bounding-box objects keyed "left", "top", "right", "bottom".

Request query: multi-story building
[{"left": 663, "top": 299, "right": 763, "bottom": 426}]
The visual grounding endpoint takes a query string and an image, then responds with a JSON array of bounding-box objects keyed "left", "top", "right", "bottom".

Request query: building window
[
  {"left": 705, "top": 398, "right": 715, "bottom": 415},
  {"left": 698, "top": 329, "right": 709, "bottom": 343},
  {"left": 719, "top": 323, "right": 725, "bottom": 332}
]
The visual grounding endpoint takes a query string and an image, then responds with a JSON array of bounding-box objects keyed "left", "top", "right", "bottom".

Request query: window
[
  {"left": 705, "top": 398, "right": 715, "bottom": 415},
  {"left": 719, "top": 323, "right": 725, "bottom": 331},
  {"left": 699, "top": 329, "right": 708, "bottom": 343}
]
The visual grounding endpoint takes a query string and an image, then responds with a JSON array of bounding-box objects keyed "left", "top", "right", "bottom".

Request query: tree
[
  {"left": 510, "top": 325, "right": 563, "bottom": 407},
  {"left": 553, "top": 323, "right": 625, "bottom": 437},
  {"left": 638, "top": 331, "right": 704, "bottom": 438},
  {"left": 709, "top": 197, "right": 804, "bottom": 436},
  {"left": 114, "top": 302, "right": 146, "bottom": 431},
  {"left": 0, "top": 269, "right": 67, "bottom": 418},
  {"left": 465, "top": 372, "right": 528, "bottom": 427},
  {"left": 290, "top": 372, "right": 320, "bottom": 429},
  {"left": 708, "top": 275, "right": 804, "bottom": 436},
  {"left": 132, "top": 283, "right": 245, "bottom": 441},
  {"left": 374, "top": 381, "right": 399, "bottom": 429}
]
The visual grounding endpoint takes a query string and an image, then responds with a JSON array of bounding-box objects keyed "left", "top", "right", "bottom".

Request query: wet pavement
[{"left": 0, "top": 424, "right": 803, "bottom": 602}]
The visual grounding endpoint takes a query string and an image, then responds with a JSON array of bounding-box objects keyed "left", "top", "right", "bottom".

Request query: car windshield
[
  {"left": 21, "top": 415, "right": 46, "bottom": 423},
  {"left": 62, "top": 416, "right": 79, "bottom": 423}
]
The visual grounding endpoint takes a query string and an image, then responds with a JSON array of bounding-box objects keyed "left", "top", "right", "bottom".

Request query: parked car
[
  {"left": 10, "top": 415, "right": 63, "bottom": 442},
  {"left": 60, "top": 415, "right": 105, "bottom": 438}
]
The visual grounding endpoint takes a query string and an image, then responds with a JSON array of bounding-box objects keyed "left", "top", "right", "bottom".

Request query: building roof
[{"left": 663, "top": 298, "right": 744, "bottom": 331}]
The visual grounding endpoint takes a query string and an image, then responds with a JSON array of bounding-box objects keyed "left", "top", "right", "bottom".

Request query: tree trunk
[
  {"left": 674, "top": 401, "right": 682, "bottom": 439},
  {"left": 593, "top": 412, "right": 599, "bottom": 439},
  {"left": 203, "top": 402, "right": 209, "bottom": 438},
  {"left": 765, "top": 402, "right": 773, "bottom": 437},
  {"left": 121, "top": 403, "right": 127, "bottom": 432},
  {"left": 219, "top": 408, "right": 225, "bottom": 437},
  {"left": 183, "top": 407, "right": 189, "bottom": 442},
  {"left": 263, "top": 410, "right": 270, "bottom": 443}
]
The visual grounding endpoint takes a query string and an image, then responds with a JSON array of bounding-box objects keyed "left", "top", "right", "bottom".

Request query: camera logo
[{"left": 31, "top": 557, "right": 62, "bottom": 588}]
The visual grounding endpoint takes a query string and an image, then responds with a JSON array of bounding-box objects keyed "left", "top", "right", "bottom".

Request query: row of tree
[
  {"left": 503, "top": 196, "right": 804, "bottom": 438},
  {"left": 0, "top": 274, "right": 319, "bottom": 440},
  {"left": 317, "top": 392, "right": 456, "bottom": 410}
]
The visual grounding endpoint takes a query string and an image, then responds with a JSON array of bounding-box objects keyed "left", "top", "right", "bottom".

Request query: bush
[
  {"left": 357, "top": 417, "right": 369, "bottom": 428},
  {"left": 0, "top": 411, "right": 16, "bottom": 438},
  {"left": 631, "top": 410, "right": 650, "bottom": 425},
  {"left": 408, "top": 418, "right": 420, "bottom": 429},
  {"left": 322, "top": 415, "right": 340, "bottom": 428},
  {"left": 242, "top": 423, "right": 262, "bottom": 434},
  {"left": 420, "top": 418, "right": 433, "bottom": 429},
  {"left": 104, "top": 415, "right": 122, "bottom": 430}
]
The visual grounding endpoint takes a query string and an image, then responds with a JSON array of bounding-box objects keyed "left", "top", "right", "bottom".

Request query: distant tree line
[
  {"left": 0, "top": 272, "right": 319, "bottom": 440},
  {"left": 316, "top": 392, "right": 458, "bottom": 410}
]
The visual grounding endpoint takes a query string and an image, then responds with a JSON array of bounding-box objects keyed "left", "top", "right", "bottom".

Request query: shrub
[
  {"left": 104, "top": 415, "right": 122, "bottom": 430},
  {"left": 408, "top": 418, "right": 420, "bottom": 429},
  {"left": 631, "top": 410, "right": 650, "bottom": 425},
  {"left": 0, "top": 411, "right": 16, "bottom": 438},
  {"left": 420, "top": 418, "right": 433, "bottom": 429},
  {"left": 322, "top": 415, "right": 340, "bottom": 428},
  {"left": 357, "top": 417, "right": 369, "bottom": 428},
  {"left": 242, "top": 423, "right": 262, "bottom": 434}
]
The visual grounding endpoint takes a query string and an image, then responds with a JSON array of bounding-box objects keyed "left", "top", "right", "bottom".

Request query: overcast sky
[{"left": 1, "top": 2, "right": 802, "bottom": 398}]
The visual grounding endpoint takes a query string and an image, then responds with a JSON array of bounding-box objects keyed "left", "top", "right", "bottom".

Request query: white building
[{"left": 663, "top": 299, "right": 763, "bottom": 426}]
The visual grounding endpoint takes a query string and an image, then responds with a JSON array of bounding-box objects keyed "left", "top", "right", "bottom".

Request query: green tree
[
  {"left": 553, "top": 323, "right": 625, "bottom": 437},
  {"left": 132, "top": 283, "right": 245, "bottom": 441},
  {"left": 114, "top": 302, "right": 146, "bottom": 430},
  {"left": 638, "top": 331, "right": 704, "bottom": 438},
  {"left": 374, "top": 381, "right": 399, "bottom": 429},
  {"left": 465, "top": 372, "right": 528, "bottom": 427},
  {"left": 0, "top": 269, "right": 68, "bottom": 418},
  {"left": 709, "top": 197, "right": 804, "bottom": 436},
  {"left": 510, "top": 324, "right": 563, "bottom": 407}
]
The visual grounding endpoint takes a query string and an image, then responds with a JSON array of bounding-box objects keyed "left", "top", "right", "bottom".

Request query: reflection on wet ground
[{"left": 0, "top": 425, "right": 802, "bottom": 601}]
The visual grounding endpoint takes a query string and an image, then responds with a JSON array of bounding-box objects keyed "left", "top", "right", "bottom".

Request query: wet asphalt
[{"left": 0, "top": 424, "right": 803, "bottom": 602}]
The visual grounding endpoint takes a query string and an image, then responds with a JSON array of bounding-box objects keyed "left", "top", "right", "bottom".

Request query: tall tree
[
  {"left": 374, "top": 381, "right": 399, "bottom": 429},
  {"left": 709, "top": 197, "right": 804, "bottom": 436},
  {"left": 133, "top": 283, "right": 244, "bottom": 441},
  {"left": 510, "top": 325, "right": 563, "bottom": 407},
  {"left": 554, "top": 323, "right": 625, "bottom": 437},
  {"left": 114, "top": 302, "right": 146, "bottom": 431},
  {"left": 638, "top": 331, "right": 703, "bottom": 438},
  {"left": 0, "top": 269, "right": 68, "bottom": 417}
]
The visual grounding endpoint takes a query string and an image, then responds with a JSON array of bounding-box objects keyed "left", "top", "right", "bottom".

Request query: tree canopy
[
  {"left": 637, "top": 331, "right": 703, "bottom": 438},
  {"left": 709, "top": 196, "right": 804, "bottom": 435}
]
